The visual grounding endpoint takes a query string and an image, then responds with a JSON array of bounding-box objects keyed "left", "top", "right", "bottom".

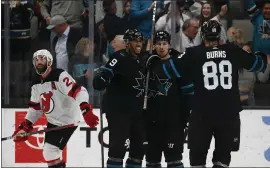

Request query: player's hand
[
  {"left": 93, "top": 67, "right": 114, "bottom": 90},
  {"left": 80, "top": 102, "right": 99, "bottom": 128},
  {"left": 267, "top": 55, "right": 270, "bottom": 64},
  {"left": 12, "top": 119, "right": 33, "bottom": 142}
]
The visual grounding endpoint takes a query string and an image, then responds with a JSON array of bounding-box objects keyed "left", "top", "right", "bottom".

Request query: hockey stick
[
  {"left": 99, "top": 93, "right": 105, "bottom": 168},
  {"left": 1, "top": 121, "right": 82, "bottom": 141},
  {"left": 143, "top": 1, "right": 157, "bottom": 110},
  {"left": 97, "top": 40, "right": 108, "bottom": 169}
]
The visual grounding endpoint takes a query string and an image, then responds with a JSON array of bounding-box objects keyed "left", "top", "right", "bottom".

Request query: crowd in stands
[{"left": 1, "top": 0, "right": 270, "bottom": 107}]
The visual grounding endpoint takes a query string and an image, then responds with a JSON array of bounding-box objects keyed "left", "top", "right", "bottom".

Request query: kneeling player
[
  {"left": 145, "top": 31, "right": 193, "bottom": 168},
  {"left": 12, "top": 49, "right": 99, "bottom": 167}
]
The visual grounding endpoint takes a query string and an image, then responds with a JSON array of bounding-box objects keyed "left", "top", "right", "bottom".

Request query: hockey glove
[
  {"left": 93, "top": 67, "right": 114, "bottom": 91},
  {"left": 12, "top": 119, "right": 33, "bottom": 142},
  {"left": 80, "top": 102, "right": 99, "bottom": 128}
]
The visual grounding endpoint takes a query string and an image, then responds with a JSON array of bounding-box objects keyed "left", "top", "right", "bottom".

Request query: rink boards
[{"left": 1, "top": 109, "right": 270, "bottom": 167}]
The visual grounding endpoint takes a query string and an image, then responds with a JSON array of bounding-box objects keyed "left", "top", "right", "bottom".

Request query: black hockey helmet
[
  {"left": 154, "top": 31, "right": 171, "bottom": 44},
  {"left": 201, "top": 20, "right": 221, "bottom": 41},
  {"left": 123, "top": 29, "right": 144, "bottom": 42}
]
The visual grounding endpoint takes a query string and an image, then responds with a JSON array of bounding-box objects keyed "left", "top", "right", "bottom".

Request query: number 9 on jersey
[{"left": 109, "top": 58, "right": 118, "bottom": 67}]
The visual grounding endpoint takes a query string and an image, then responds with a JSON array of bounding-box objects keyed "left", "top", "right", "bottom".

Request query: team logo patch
[{"left": 40, "top": 91, "right": 54, "bottom": 114}]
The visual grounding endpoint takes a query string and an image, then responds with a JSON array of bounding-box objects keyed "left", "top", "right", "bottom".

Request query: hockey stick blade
[{"left": 1, "top": 121, "right": 82, "bottom": 141}]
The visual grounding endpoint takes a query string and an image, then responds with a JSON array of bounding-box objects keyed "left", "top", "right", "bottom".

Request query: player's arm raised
[
  {"left": 93, "top": 53, "right": 123, "bottom": 91},
  {"left": 12, "top": 85, "right": 42, "bottom": 142},
  {"left": 58, "top": 71, "right": 99, "bottom": 128},
  {"left": 234, "top": 45, "right": 267, "bottom": 72}
]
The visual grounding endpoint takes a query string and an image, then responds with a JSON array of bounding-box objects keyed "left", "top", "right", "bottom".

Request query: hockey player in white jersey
[{"left": 12, "top": 49, "right": 99, "bottom": 167}]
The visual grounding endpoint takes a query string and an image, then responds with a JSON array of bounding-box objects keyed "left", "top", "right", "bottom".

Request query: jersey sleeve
[
  {"left": 103, "top": 52, "right": 125, "bottom": 74},
  {"left": 157, "top": 50, "right": 194, "bottom": 94},
  {"left": 25, "top": 85, "right": 43, "bottom": 124},
  {"left": 233, "top": 44, "right": 266, "bottom": 72},
  {"left": 162, "top": 50, "right": 193, "bottom": 79},
  {"left": 57, "top": 71, "right": 89, "bottom": 104},
  {"left": 93, "top": 52, "right": 125, "bottom": 90}
]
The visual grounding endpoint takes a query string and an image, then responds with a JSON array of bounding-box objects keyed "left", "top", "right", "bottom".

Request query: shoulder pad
[
  {"left": 119, "top": 50, "right": 128, "bottom": 57},
  {"left": 50, "top": 68, "right": 65, "bottom": 81},
  {"left": 110, "top": 49, "right": 128, "bottom": 59},
  {"left": 32, "top": 68, "right": 64, "bottom": 85},
  {"left": 169, "top": 48, "right": 181, "bottom": 58}
]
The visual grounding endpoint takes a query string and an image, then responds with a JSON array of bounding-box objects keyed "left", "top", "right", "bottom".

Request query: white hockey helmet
[{"left": 32, "top": 49, "right": 53, "bottom": 75}]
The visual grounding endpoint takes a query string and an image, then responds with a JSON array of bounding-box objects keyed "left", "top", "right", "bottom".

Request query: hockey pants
[
  {"left": 188, "top": 112, "right": 241, "bottom": 167},
  {"left": 145, "top": 117, "right": 185, "bottom": 168},
  {"left": 106, "top": 112, "right": 146, "bottom": 167}
]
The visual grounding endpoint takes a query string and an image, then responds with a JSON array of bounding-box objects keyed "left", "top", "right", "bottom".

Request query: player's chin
[{"left": 36, "top": 68, "right": 46, "bottom": 74}]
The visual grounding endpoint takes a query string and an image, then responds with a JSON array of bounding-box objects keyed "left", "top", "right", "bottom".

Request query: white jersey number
[
  {"left": 109, "top": 58, "right": 118, "bottom": 67},
  {"left": 202, "top": 60, "right": 232, "bottom": 90}
]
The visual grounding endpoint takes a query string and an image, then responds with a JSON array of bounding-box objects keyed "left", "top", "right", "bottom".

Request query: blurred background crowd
[{"left": 1, "top": 0, "right": 270, "bottom": 108}]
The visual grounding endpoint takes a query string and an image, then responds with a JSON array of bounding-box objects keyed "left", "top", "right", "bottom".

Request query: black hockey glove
[
  {"left": 254, "top": 51, "right": 267, "bottom": 61},
  {"left": 93, "top": 67, "right": 114, "bottom": 91}
]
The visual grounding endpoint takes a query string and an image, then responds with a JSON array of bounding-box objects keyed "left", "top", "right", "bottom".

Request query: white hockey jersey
[{"left": 26, "top": 69, "right": 89, "bottom": 126}]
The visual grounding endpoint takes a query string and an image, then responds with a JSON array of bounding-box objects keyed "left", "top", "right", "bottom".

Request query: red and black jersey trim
[
  {"left": 68, "top": 83, "right": 82, "bottom": 99},
  {"left": 29, "top": 101, "right": 41, "bottom": 110},
  {"left": 32, "top": 68, "right": 64, "bottom": 85}
]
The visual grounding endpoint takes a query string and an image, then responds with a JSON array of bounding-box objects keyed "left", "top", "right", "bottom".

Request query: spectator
[
  {"left": 130, "top": 0, "right": 160, "bottom": 40},
  {"left": 103, "top": 0, "right": 127, "bottom": 42},
  {"left": 122, "top": 0, "right": 137, "bottom": 30},
  {"left": 195, "top": 2, "right": 228, "bottom": 45},
  {"left": 238, "top": 42, "right": 257, "bottom": 106},
  {"left": 156, "top": 2, "right": 190, "bottom": 52},
  {"left": 179, "top": 17, "right": 200, "bottom": 52},
  {"left": 257, "top": 55, "right": 270, "bottom": 83},
  {"left": 93, "top": 0, "right": 124, "bottom": 24},
  {"left": 111, "top": 35, "right": 126, "bottom": 52},
  {"left": 187, "top": 0, "right": 202, "bottom": 17},
  {"left": 1, "top": 0, "right": 33, "bottom": 104},
  {"left": 69, "top": 38, "right": 91, "bottom": 87},
  {"left": 227, "top": 27, "right": 244, "bottom": 46},
  {"left": 47, "top": 15, "right": 82, "bottom": 72},
  {"left": 156, "top": 1, "right": 190, "bottom": 32},
  {"left": 238, "top": 42, "right": 270, "bottom": 106},
  {"left": 246, "top": 0, "right": 270, "bottom": 57},
  {"left": 40, "top": 0, "right": 84, "bottom": 29},
  {"left": 69, "top": 37, "right": 98, "bottom": 88},
  {"left": 105, "top": 34, "right": 127, "bottom": 57}
]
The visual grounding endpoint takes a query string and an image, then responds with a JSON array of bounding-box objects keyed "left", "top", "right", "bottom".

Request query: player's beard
[{"left": 36, "top": 63, "right": 48, "bottom": 74}]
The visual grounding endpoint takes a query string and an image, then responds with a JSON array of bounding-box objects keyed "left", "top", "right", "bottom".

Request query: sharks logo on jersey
[
  {"left": 132, "top": 71, "right": 146, "bottom": 97},
  {"left": 259, "top": 20, "right": 270, "bottom": 39},
  {"left": 148, "top": 73, "right": 172, "bottom": 98}
]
